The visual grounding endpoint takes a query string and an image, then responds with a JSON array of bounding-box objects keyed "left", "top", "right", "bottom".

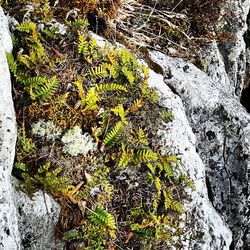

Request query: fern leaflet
[
  {"left": 88, "top": 206, "right": 116, "bottom": 229},
  {"left": 103, "top": 121, "right": 123, "bottom": 149}
]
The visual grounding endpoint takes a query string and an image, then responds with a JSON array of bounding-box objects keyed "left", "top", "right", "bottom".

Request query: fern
[
  {"left": 163, "top": 190, "right": 173, "bottom": 209},
  {"left": 6, "top": 52, "right": 17, "bottom": 75},
  {"left": 103, "top": 121, "right": 123, "bottom": 149},
  {"left": 73, "top": 81, "right": 85, "bottom": 99},
  {"left": 111, "top": 104, "right": 128, "bottom": 124},
  {"left": 17, "top": 54, "right": 32, "bottom": 68},
  {"left": 82, "top": 87, "right": 101, "bottom": 111},
  {"left": 96, "top": 83, "right": 127, "bottom": 94},
  {"left": 137, "top": 128, "right": 148, "bottom": 145},
  {"left": 89, "top": 65, "right": 108, "bottom": 79},
  {"left": 170, "top": 200, "right": 184, "bottom": 214},
  {"left": 35, "top": 163, "right": 73, "bottom": 195},
  {"left": 78, "top": 32, "right": 88, "bottom": 54},
  {"left": 16, "top": 21, "right": 36, "bottom": 33},
  {"left": 129, "top": 98, "right": 145, "bottom": 113},
  {"left": 118, "top": 145, "right": 134, "bottom": 167},
  {"left": 31, "top": 75, "right": 58, "bottom": 100},
  {"left": 88, "top": 206, "right": 116, "bottom": 229},
  {"left": 134, "top": 148, "right": 158, "bottom": 163},
  {"left": 122, "top": 66, "right": 135, "bottom": 84}
]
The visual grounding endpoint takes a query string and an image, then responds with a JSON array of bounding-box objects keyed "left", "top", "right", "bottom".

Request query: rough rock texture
[
  {"left": 150, "top": 51, "right": 250, "bottom": 249},
  {"left": 0, "top": 7, "right": 20, "bottom": 249},
  {"left": 148, "top": 71, "right": 232, "bottom": 249},
  {"left": 201, "top": 0, "right": 250, "bottom": 97},
  {"left": 12, "top": 179, "right": 64, "bottom": 250}
]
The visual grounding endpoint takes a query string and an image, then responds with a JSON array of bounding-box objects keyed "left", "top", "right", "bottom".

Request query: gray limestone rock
[
  {"left": 0, "top": 7, "right": 20, "bottom": 250},
  {"left": 148, "top": 70, "right": 232, "bottom": 249},
  {"left": 150, "top": 51, "right": 250, "bottom": 249},
  {"left": 12, "top": 179, "right": 64, "bottom": 250},
  {"left": 201, "top": 0, "right": 250, "bottom": 97}
]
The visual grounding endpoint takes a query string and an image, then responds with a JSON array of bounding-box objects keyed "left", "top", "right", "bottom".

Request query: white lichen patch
[
  {"left": 31, "top": 120, "right": 62, "bottom": 140},
  {"left": 61, "top": 126, "right": 97, "bottom": 156}
]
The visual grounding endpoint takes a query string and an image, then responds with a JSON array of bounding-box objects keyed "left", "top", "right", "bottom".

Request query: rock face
[
  {"left": 201, "top": 0, "right": 250, "bottom": 97},
  {"left": 150, "top": 51, "right": 250, "bottom": 249},
  {"left": 0, "top": 7, "right": 20, "bottom": 249},
  {"left": 12, "top": 179, "right": 64, "bottom": 250},
  {"left": 148, "top": 71, "right": 232, "bottom": 249}
]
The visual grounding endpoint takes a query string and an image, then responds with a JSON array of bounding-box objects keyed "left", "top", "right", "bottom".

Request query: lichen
[
  {"left": 61, "top": 126, "right": 97, "bottom": 156},
  {"left": 31, "top": 119, "right": 62, "bottom": 140}
]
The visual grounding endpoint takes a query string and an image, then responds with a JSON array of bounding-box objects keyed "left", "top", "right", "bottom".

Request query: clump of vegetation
[{"left": 3, "top": 0, "right": 194, "bottom": 249}]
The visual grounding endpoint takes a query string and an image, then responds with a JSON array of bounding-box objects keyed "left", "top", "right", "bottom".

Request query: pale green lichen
[
  {"left": 61, "top": 126, "right": 97, "bottom": 156},
  {"left": 31, "top": 119, "right": 62, "bottom": 140}
]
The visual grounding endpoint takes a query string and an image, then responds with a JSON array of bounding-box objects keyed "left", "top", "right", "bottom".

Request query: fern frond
[
  {"left": 17, "top": 54, "right": 32, "bottom": 68},
  {"left": 73, "top": 81, "right": 85, "bottom": 99},
  {"left": 96, "top": 83, "right": 127, "bottom": 94},
  {"left": 137, "top": 128, "right": 148, "bottom": 145},
  {"left": 88, "top": 206, "right": 116, "bottom": 229},
  {"left": 134, "top": 148, "right": 158, "bottom": 163},
  {"left": 82, "top": 87, "right": 101, "bottom": 111},
  {"left": 103, "top": 63, "right": 119, "bottom": 79},
  {"left": 6, "top": 52, "right": 17, "bottom": 75},
  {"left": 122, "top": 66, "right": 135, "bottom": 84},
  {"left": 78, "top": 32, "right": 88, "bottom": 54},
  {"left": 103, "top": 121, "right": 123, "bottom": 149},
  {"left": 111, "top": 104, "right": 128, "bottom": 124},
  {"left": 118, "top": 145, "right": 133, "bottom": 167},
  {"left": 163, "top": 190, "right": 173, "bottom": 209},
  {"left": 16, "top": 21, "right": 36, "bottom": 33},
  {"left": 22, "top": 76, "right": 47, "bottom": 87},
  {"left": 89, "top": 65, "right": 108, "bottom": 79},
  {"left": 32, "top": 75, "right": 58, "bottom": 100},
  {"left": 170, "top": 200, "right": 184, "bottom": 214},
  {"left": 129, "top": 98, "right": 145, "bottom": 113}
]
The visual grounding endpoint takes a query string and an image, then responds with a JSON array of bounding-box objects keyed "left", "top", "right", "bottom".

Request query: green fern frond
[
  {"left": 163, "top": 190, "right": 173, "bottom": 209},
  {"left": 31, "top": 75, "right": 58, "bottom": 100},
  {"left": 22, "top": 76, "right": 47, "bottom": 87},
  {"left": 73, "top": 81, "right": 85, "bottom": 99},
  {"left": 6, "top": 52, "right": 17, "bottom": 75},
  {"left": 96, "top": 83, "right": 127, "bottom": 94},
  {"left": 111, "top": 104, "right": 128, "bottom": 124},
  {"left": 103, "top": 121, "right": 123, "bottom": 149},
  {"left": 118, "top": 145, "right": 134, "bottom": 167},
  {"left": 89, "top": 65, "right": 108, "bottom": 79},
  {"left": 83, "top": 87, "right": 101, "bottom": 111},
  {"left": 170, "top": 200, "right": 184, "bottom": 214},
  {"left": 16, "top": 21, "right": 36, "bottom": 33},
  {"left": 134, "top": 148, "right": 158, "bottom": 163},
  {"left": 122, "top": 66, "right": 135, "bottom": 84},
  {"left": 17, "top": 54, "right": 32, "bottom": 68},
  {"left": 28, "top": 40, "right": 45, "bottom": 59},
  {"left": 78, "top": 32, "right": 88, "bottom": 54},
  {"left": 137, "top": 128, "right": 148, "bottom": 145},
  {"left": 103, "top": 63, "right": 119, "bottom": 79},
  {"left": 88, "top": 206, "right": 116, "bottom": 229}
]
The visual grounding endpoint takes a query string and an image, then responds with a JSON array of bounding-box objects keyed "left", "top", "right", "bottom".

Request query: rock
[
  {"left": 201, "top": 0, "right": 250, "bottom": 97},
  {"left": 12, "top": 179, "right": 64, "bottom": 250},
  {"left": 149, "top": 51, "right": 250, "bottom": 249},
  {"left": 148, "top": 70, "right": 232, "bottom": 249},
  {"left": 0, "top": 7, "right": 20, "bottom": 249}
]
